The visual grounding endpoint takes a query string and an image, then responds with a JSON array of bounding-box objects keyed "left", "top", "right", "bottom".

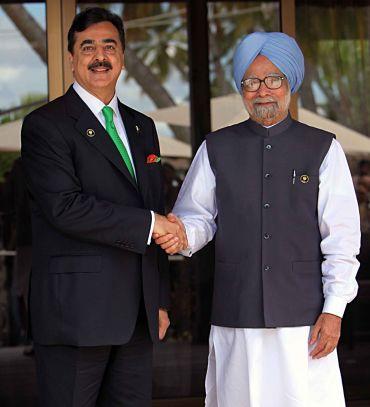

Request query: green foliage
[
  {"left": 123, "top": 3, "right": 188, "bottom": 83},
  {"left": 208, "top": 2, "right": 280, "bottom": 98}
]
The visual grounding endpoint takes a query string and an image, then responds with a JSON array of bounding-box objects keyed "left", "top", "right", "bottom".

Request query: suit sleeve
[
  {"left": 150, "top": 119, "right": 170, "bottom": 309},
  {"left": 21, "top": 112, "right": 152, "bottom": 255}
]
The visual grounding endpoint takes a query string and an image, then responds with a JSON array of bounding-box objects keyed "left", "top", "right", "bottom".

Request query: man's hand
[
  {"left": 153, "top": 213, "right": 188, "bottom": 254},
  {"left": 309, "top": 313, "right": 342, "bottom": 359},
  {"left": 159, "top": 309, "right": 170, "bottom": 340},
  {"left": 153, "top": 213, "right": 180, "bottom": 236}
]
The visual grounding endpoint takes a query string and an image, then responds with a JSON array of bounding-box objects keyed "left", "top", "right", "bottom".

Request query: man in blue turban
[
  {"left": 154, "top": 32, "right": 360, "bottom": 406},
  {"left": 233, "top": 32, "right": 304, "bottom": 94}
]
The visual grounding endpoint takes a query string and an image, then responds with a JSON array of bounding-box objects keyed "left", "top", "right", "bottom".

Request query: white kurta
[
  {"left": 173, "top": 137, "right": 361, "bottom": 407},
  {"left": 206, "top": 326, "right": 345, "bottom": 407}
]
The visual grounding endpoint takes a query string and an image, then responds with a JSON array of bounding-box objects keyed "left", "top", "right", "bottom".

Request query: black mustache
[{"left": 88, "top": 60, "right": 112, "bottom": 70}]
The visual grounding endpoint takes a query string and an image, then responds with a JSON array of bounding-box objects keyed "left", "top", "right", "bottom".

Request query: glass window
[
  {"left": 296, "top": 1, "right": 370, "bottom": 402},
  {"left": 208, "top": 1, "right": 280, "bottom": 99},
  {"left": 0, "top": 3, "right": 47, "bottom": 124},
  {"left": 0, "top": 0, "right": 47, "bottom": 206},
  {"left": 77, "top": 3, "right": 190, "bottom": 143},
  {"left": 0, "top": 2, "right": 47, "bottom": 347},
  {"left": 207, "top": 1, "right": 280, "bottom": 131},
  {"left": 296, "top": 1, "right": 370, "bottom": 136}
]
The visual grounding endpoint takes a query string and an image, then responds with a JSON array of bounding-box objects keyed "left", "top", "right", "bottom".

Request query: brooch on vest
[{"left": 300, "top": 174, "right": 310, "bottom": 183}]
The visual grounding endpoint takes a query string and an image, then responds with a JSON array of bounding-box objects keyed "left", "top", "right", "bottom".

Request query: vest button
[
  {"left": 264, "top": 233, "right": 271, "bottom": 240},
  {"left": 264, "top": 265, "right": 271, "bottom": 271},
  {"left": 264, "top": 203, "right": 270, "bottom": 209},
  {"left": 265, "top": 144, "right": 272, "bottom": 150},
  {"left": 264, "top": 173, "right": 271, "bottom": 179}
]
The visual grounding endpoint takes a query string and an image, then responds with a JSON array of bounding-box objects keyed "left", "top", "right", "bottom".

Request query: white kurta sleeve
[
  {"left": 173, "top": 141, "right": 217, "bottom": 256},
  {"left": 318, "top": 138, "right": 361, "bottom": 318}
]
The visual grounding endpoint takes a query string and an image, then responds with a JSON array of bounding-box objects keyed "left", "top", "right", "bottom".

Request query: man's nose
[
  {"left": 95, "top": 45, "right": 106, "bottom": 59},
  {"left": 256, "top": 82, "right": 271, "bottom": 97}
]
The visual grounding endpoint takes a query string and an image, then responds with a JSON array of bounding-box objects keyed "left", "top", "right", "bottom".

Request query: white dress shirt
[
  {"left": 73, "top": 82, "right": 155, "bottom": 244},
  {"left": 174, "top": 137, "right": 360, "bottom": 318}
]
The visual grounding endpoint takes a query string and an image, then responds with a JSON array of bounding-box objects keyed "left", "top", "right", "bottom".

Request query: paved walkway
[{"left": 0, "top": 342, "right": 369, "bottom": 406}]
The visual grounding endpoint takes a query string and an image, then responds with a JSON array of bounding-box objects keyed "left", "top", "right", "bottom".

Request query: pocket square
[{"left": 146, "top": 154, "right": 161, "bottom": 164}]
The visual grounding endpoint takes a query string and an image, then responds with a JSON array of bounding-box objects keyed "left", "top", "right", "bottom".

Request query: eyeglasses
[{"left": 241, "top": 75, "right": 285, "bottom": 92}]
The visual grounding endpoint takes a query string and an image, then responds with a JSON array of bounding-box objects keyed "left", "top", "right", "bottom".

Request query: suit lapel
[
  {"left": 119, "top": 102, "right": 151, "bottom": 206},
  {"left": 65, "top": 87, "right": 138, "bottom": 192}
]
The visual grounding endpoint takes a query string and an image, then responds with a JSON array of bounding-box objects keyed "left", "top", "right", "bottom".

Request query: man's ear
[
  {"left": 121, "top": 52, "right": 125, "bottom": 71},
  {"left": 68, "top": 52, "right": 74, "bottom": 72}
]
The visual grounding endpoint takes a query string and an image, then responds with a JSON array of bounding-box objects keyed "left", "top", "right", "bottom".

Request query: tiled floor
[{"left": 0, "top": 342, "right": 369, "bottom": 407}]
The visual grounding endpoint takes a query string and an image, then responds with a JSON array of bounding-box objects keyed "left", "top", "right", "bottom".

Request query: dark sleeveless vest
[{"left": 206, "top": 115, "right": 334, "bottom": 328}]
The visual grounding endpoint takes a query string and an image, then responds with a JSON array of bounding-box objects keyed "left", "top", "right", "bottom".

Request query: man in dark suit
[{"left": 21, "top": 7, "right": 185, "bottom": 406}]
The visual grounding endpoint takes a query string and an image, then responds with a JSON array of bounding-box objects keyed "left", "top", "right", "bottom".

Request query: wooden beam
[
  {"left": 62, "top": 0, "right": 76, "bottom": 93},
  {"left": 46, "top": 0, "right": 64, "bottom": 101},
  {"left": 46, "top": 0, "right": 76, "bottom": 100},
  {"left": 280, "top": 0, "right": 295, "bottom": 37},
  {"left": 280, "top": 0, "right": 298, "bottom": 120}
]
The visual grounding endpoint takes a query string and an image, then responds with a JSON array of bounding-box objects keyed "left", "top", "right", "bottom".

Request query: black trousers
[{"left": 34, "top": 309, "right": 153, "bottom": 407}]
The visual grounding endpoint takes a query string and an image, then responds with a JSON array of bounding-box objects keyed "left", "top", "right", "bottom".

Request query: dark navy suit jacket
[{"left": 21, "top": 86, "right": 169, "bottom": 346}]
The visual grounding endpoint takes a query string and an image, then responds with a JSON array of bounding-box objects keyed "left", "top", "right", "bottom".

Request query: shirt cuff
[
  {"left": 180, "top": 247, "right": 193, "bottom": 257},
  {"left": 147, "top": 211, "right": 155, "bottom": 245},
  {"left": 179, "top": 222, "right": 193, "bottom": 257},
  {"left": 322, "top": 296, "right": 347, "bottom": 318}
]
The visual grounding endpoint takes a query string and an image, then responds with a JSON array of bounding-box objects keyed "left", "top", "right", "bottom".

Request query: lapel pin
[
  {"left": 86, "top": 129, "right": 95, "bottom": 137},
  {"left": 300, "top": 174, "right": 310, "bottom": 184},
  {"left": 135, "top": 125, "right": 140, "bottom": 133}
]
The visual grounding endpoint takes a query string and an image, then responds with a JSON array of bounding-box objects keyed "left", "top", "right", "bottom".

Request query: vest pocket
[{"left": 291, "top": 260, "right": 323, "bottom": 313}]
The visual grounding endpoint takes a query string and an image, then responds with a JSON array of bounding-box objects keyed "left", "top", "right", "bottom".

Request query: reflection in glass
[
  {"left": 296, "top": 1, "right": 370, "bottom": 136},
  {"left": 77, "top": 3, "right": 190, "bottom": 142},
  {"left": 208, "top": 2, "right": 280, "bottom": 98},
  {"left": 0, "top": 3, "right": 47, "bottom": 225},
  {"left": 0, "top": 3, "right": 47, "bottom": 123}
]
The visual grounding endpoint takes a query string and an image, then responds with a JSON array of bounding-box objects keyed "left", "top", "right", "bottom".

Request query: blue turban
[{"left": 233, "top": 32, "right": 304, "bottom": 94}]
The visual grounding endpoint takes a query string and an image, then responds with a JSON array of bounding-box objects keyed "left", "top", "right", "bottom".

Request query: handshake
[{"left": 153, "top": 213, "right": 188, "bottom": 254}]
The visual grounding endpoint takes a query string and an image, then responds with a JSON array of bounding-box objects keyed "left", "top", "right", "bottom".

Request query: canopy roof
[
  {"left": 147, "top": 93, "right": 370, "bottom": 155},
  {"left": 1, "top": 94, "right": 369, "bottom": 157}
]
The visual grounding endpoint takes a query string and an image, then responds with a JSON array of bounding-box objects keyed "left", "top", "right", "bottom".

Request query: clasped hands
[{"left": 153, "top": 213, "right": 188, "bottom": 254}]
